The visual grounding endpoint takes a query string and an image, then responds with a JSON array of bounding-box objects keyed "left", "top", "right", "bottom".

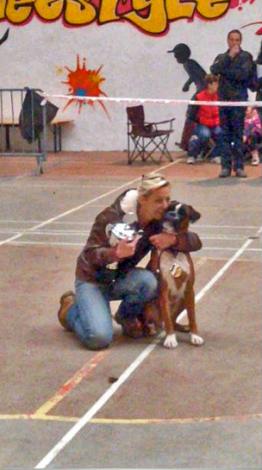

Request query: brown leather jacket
[{"left": 76, "top": 190, "right": 202, "bottom": 283}]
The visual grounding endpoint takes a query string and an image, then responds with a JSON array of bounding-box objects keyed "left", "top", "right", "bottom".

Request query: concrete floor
[{"left": 0, "top": 151, "right": 261, "bottom": 469}]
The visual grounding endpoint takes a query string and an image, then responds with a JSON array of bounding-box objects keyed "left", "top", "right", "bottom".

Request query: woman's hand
[
  {"left": 115, "top": 235, "right": 140, "bottom": 259},
  {"left": 149, "top": 233, "right": 177, "bottom": 250},
  {"left": 229, "top": 44, "right": 240, "bottom": 58}
]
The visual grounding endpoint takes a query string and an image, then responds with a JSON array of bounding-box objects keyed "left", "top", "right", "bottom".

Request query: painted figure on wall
[
  {"left": 168, "top": 43, "right": 207, "bottom": 151},
  {"left": 0, "top": 28, "right": 9, "bottom": 45},
  {"left": 167, "top": 43, "right": 206, "bottom": 93}
]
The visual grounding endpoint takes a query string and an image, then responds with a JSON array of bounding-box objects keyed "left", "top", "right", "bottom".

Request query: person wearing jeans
[
  {"left": 187, "top": 74, "right": 222, "bottom": 164},
  {"left": 66, "top": 268, "right": 158, "bottom": 350},
  {"left": 57, "top": 172, "right": 202, "bottom": 350},
  {"left": 243, "top": 106, "right": 262, "bottom": 166},
  {"left": 187, "top": 124, "right": 222, "bottom": 163},
  {"left": 210, "top": 29, "right": 255, "bottom": 178}
]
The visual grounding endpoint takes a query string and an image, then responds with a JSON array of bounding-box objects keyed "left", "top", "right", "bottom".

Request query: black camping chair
[{"left": 126, "top": 105, "right": 175, "bottom": 165}]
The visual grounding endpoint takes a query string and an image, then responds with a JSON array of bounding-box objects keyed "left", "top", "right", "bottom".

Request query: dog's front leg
[
  {"left": 159, "top": 281, "right": 178, "bottom": 349},
  {"left": 186, "top": 287, "right": 204, "bottom": 346},
  {"left": 143, "top": 301, "right": 162, "bottom": 336}
]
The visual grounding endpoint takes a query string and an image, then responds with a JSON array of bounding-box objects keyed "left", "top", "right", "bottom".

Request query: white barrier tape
[{"left": 43, "top": 92, "right": 262, "bottom": 107}]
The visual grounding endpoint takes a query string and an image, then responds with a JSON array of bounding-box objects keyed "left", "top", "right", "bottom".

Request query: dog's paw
[
  {"left": 163, "top": 333, "right": 178, "bottom": 349},
  {"left": 190, "top": 333, "right": 204, "bottom": 346}
]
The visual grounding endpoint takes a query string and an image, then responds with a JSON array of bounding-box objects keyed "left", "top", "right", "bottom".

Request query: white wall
[{"left": 0, "top": 2, "right": 261, "bottom": 151}]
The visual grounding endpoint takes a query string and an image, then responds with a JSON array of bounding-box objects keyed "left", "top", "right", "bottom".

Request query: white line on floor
[
  {"left": 177, "top": 225, "right": 262, "bottom": 320},
  {"left": 8, "top": 241, "right": 83, "bottom": 247},
  {"left": 0, "top": 159, "right": 181, "bottom": 248},
  {"left": 0, "top": 228, "right": 255, "bottom": 241},
  {"left": 196, "top": 224, "right": 260, "bottom": 229},
  {"left": 6, "top": 240, "right": 262, "bottom": 252},
  {"left": 34, "top": 224, "right": 262, "bottom": 469},
  {"left": 200, "top": 236, "right": 258, "bottom": 241},
  {"left": 0, "top": 229, "right": 88, "bottom": 235},
  {"left": 0, "top": 220, "right": 93, "bottom": 225},
  {"left": 0, "top": 182, "right": 119, "bottom": 189},
  {"left": 0, "top": 220, "right": 259, "bottom": 230},
  {"left": 201, "top": 247, "right": 261, "bottom": 251}
]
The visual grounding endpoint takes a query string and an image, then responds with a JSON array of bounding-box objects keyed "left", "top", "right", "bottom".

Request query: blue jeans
[
  {"left": 188, "top": 124, "right": 222, "bottom": 159},
  {"left": 67, "top": 268, "right": 158, "bottom": 350},
  {"left": 219, "top": 106, "right": 246, "bottom": 170}
]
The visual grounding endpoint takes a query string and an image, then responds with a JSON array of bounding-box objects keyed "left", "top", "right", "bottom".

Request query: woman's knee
[
  {"left": 81, "top": 329, "right": 113, "bottom": 350},
  {"left": 199, "top": 128, "right": 210, "bottom": 141}
]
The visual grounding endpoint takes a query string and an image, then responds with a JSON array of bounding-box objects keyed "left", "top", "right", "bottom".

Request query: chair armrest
[{"left": 146, "top": 118, "right": 176, "bottom": 125}]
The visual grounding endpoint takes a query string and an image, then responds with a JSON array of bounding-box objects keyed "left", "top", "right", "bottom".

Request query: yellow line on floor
[
  {"left": 33, "top": 349, "right": 111, "bottom": 417},
  {"left": 0, "top": 414, "right": 77, "bottom": 422},
  {"left": 0, "top": 413, "right": 261, "bottom": 424},
  {"left": 88, "top": 414, "right": 262, "bottom": 424}
]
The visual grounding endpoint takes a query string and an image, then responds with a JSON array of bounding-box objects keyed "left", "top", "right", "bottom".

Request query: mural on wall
[
  {"left": 61, "top": 54, "right": 109, "bottom": 115},
  {"left": 168, "top": 28, "right": 262, "bottom": 152},
  {"left": 0, "top": 0, "right": 258, "bottom": 35},
  {"left": 242, "top": 21, "right": 262, "bottom": 35},
  {"left": 167, "top": 43, "right": 207, "bottom": 151},
  {"left": 167, "top": 43, "right": 206, "bottom": 93},
  {"left": 0, "top": 27, "right": 9, "bottom": 44}
]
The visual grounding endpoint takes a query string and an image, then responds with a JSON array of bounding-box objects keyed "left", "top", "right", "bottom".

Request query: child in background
[
  {"left": 186, "top": 74, "right": 222, "bottom": 164},
  {"left": 243, "top": 106, "right": 262, "bottom": 166}
]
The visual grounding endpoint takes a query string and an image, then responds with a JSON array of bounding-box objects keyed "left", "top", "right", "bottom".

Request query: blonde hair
[{"left": 137, "top": 172, "right": 169, "bottom": 196}]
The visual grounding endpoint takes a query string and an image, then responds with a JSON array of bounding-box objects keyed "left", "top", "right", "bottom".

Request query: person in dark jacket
[
  {"left": 57, "top": 173, "right": 202, "bottom": 350},
  {"left": 187, "top": 74, "right": 222, "bottom": 164},
  {"left": 210, "top": 29, "right": 255, "bottom": 178}
]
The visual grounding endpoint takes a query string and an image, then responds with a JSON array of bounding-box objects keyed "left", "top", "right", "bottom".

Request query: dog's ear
[
  {"left": 167, "top": 201, "right": 201, "bottom": 223},
  {"left": 167, "top": 201, "right": 178, "bottom": 212},
  {"left": 186, "top": 205, "right": 201, "bottom": 223}
]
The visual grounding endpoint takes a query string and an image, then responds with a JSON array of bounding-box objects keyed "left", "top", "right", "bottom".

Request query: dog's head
[{"left": 162, "top": 203, "right": 201, "bottom": 233}]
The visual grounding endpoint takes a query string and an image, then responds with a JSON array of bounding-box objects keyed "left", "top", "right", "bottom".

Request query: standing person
[
  {"left": 186, "top": 74, "right": 222, "bottom": 164},
  {"left": 210, "top": 29, "right": 255, "bottom": 178},
  {"left": 57, "top": 173, "right": 202, "bottom": 350},
  {"left": 243, "top": 106, "right": 262, "bottom": 166},
  {"left": 255, "top": 40, "right": 262, "bottom": 123}
]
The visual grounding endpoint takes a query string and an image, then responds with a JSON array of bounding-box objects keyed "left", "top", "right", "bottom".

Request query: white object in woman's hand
[{"left": 115, "top": 235, "right": 140, "bottom": 259}]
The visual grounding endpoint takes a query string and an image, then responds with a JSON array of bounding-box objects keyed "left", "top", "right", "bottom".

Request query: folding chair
[{"left": 126, "top": 105, "right": 175, "bottom": 165}]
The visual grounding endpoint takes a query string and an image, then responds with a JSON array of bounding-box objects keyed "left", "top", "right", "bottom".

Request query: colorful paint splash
[
  {"left": 229, "top": 0, "right": 262, "bottom": 35},
  {"left": 242, "top": 20, "right": 262, "bottom": 34},
  {"left": 230, "top": 0, "right": 256, "bottom": 10},
  {"left": 62, "top": 55, "right": 108, "bottom": 115}
]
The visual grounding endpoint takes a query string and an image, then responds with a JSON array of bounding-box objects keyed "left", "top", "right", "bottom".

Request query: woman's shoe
[
  {"left": 115, "top": 312, "right": 144, "bottom": 339},
  {"left": 57, "top": 291, "right": 75, "bottom": 331}
]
